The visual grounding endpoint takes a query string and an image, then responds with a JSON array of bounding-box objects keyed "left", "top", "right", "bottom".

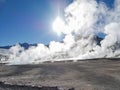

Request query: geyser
[{"left": 3, "top": 0, "right": 120, "bottom": 65}]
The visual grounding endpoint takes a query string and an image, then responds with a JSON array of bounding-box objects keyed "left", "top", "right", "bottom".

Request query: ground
[{"left": 0, "top": 59, "right": 120, "bottom": 90}]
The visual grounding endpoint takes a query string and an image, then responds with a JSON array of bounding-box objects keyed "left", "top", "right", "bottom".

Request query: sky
[{"left": 0, "top": 0, "right": 114, "bottom": 46}]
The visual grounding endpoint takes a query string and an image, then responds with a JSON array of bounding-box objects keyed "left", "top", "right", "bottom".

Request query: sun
[{"left": 52, "top": 16, "right": 65, "bottom": 36}]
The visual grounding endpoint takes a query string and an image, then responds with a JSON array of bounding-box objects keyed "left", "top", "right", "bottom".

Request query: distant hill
[
  {"left": 0, "top": 43, "right": 37, "bottom": 49},
  {"left": 0, "top": 36, "right": 103, "bottom": 50}
]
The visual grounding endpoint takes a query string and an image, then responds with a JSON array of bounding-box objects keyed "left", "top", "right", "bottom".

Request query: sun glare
[{"left": 52, "top": 16, "right": 65, "bottom": 36}]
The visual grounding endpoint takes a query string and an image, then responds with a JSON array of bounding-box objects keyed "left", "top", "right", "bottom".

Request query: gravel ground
[{"left": 0, "top": 59, "right": 120, "bottom": 90}]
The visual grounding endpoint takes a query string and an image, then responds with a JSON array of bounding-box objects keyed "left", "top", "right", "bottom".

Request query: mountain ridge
[{"left": 0, "top": 36, "right": 103, "bottom": 50}]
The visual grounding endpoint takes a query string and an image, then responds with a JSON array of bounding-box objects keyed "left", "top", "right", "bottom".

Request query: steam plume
[{"left": 5, "top": 0, "right": 120, "bottom": 64}]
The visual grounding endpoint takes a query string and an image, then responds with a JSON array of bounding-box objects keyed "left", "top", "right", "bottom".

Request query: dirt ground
[{"left": 0, "top": 59, "right": 120, "bottom": 90}]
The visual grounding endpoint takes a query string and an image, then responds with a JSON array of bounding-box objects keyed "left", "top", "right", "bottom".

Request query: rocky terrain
[{"left": 0, "top": 59, "right": 120, "bottom": 90}]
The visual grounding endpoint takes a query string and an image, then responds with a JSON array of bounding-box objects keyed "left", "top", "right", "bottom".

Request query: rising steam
[{"left": 5, "top": 0, "right": 120, "bottom": 64}]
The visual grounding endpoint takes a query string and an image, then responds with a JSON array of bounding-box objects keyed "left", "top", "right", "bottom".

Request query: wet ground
[{"left": 0, "top": 59, "right": 120, "bottom": 90}]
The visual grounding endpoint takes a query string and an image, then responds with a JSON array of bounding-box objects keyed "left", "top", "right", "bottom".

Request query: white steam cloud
[{"left": 4, "top": 0, "right": 120, "bottom": 64}]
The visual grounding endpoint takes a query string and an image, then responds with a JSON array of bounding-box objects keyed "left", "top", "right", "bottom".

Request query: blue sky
[{"left": 0, "top": 0, "right": 114, "bottom": 46}]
